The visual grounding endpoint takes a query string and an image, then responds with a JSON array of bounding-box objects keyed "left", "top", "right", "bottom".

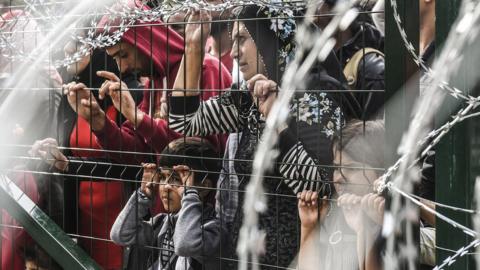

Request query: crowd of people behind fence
[{"left": 0, "top": 0, "right": 438, "bottom": 269}]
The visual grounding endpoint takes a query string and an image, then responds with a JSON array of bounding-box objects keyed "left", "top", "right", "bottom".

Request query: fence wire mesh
[{"left": 1, "top": 0, "right": 473, "bottom": 269}]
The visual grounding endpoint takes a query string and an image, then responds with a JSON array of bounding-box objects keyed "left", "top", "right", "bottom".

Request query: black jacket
[{"left": 337, "top": 22, "right": 385, "bottom": 120}]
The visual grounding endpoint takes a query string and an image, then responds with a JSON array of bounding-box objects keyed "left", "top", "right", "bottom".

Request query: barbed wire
[
  {"left": 389, "top": 0, "right": 473, "bottom": 102},
  {"left": 388, "top": 184, "right": 477, "bottom": 237},
  {"left": 0, "top": 0, "right": 307, "bottom": 68},
  {"left": 408, "top": 193, "right": 478, "bottom": 214},
  {"left": 238, "top": 1, "right": 360, "bottom": 269},
  {"left": 433, "top": 238, "right": 480, "bottom": 270},
  {"left": 381, "top": 0, "right": 480, "bottom": 268},
  {"left": 376, "top": 96, "right": 480, "bottom": 195},
  {"left": 1, "top": 0, "right": 480, "bottom": 269}
]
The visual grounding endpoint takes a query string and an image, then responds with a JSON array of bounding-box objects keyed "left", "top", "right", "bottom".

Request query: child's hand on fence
[
  {"left": 173, "top": 165, "right": 195, "bottom": 187},
  {"left": 63, "top": 82, "right": 105, "bottom": 130},
  {"left": 185, "top": 8, "right": 212, "bottom": 51},
  {"left": 97, "top": 71, "right": 144, "bottom": 127},
  {"left": 298, "top": 190, "right": 328, "bottom": 229},
  {"left": 29, "top": 138, "right": 69, "bottom": 171},
  {"left": 141, "top": 163, "right": 160, "bottom": 199},
  {"left": 360, "top": 193, "right": 385, "bottom": 225},
  {"left": 248, "top": 74, "right": 278, "bottom": 117}
]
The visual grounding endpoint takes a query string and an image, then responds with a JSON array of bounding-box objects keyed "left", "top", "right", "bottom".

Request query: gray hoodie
[{"left": 110, "top": 189, "right": 222, "bottom": 270}]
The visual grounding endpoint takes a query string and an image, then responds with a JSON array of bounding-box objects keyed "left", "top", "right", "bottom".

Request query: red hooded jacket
[{"left": 94, "top": 6, "right": 231, "bottom": 164}]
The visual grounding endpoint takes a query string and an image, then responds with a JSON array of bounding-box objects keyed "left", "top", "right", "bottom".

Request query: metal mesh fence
[{"left": 0, "top": 0, "right": 446, "bottom": 269}]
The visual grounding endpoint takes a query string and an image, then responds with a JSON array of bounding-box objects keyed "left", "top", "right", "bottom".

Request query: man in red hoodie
[
  {"left": 64, "top": 2, "right": 231, "bottom": 165},
  {"left": 60, "top": 4, "right": 231, "bottom": 269}
]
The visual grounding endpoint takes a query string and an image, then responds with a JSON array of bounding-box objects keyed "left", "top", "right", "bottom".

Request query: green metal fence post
[
  {"left": 435, "top": 0, "right": 479, "bottom": 269},
  {"left": 385, "top": 0, "right": 419, "bottom": 268},
  {"left": 0, "top": 175, "right": 101, "bottom": 270}
]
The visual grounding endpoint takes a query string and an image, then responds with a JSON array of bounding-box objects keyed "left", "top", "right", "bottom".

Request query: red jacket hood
[
  {"left": 121, "top": 22, "right": 184, "bottom": 83},
  {"left": 96, "top": 2, "right": 184, "bottom": 84}
]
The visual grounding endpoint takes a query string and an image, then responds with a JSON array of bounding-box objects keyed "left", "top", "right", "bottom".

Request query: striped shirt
[{"left": 169, "top": 90, "right": 343, "bottom": 196}]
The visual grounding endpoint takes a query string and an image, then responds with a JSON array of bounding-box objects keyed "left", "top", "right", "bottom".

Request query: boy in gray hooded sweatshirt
[{"left": 110, "top": 137, "right": 222, "bottom": 270}]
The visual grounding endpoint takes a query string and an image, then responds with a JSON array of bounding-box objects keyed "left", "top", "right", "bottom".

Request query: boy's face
[
  {"left": 158, "top": 169, "right": 184, "bottom": 213},
  {"left": 25, "top": 260, "right": 47, "bottom": 270}
]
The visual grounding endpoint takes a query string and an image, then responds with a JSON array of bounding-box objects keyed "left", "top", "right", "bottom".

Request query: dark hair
[
  {"left": 159, "top": 137, "right": 221, "bottom": 187},
  {"left": 24, "top": 244, "right": 62, "bottom": 270},
  {"left": 76, "top": 49, "right": 120, "bottom": 89},
  {"left": 333, "top": 119, "right": 385, "bottom": 170}
]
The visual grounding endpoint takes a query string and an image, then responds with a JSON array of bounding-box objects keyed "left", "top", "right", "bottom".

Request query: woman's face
[
  {"left": 230, "top": 21, "right": 266, "bottom": 81},
  {"left": 332, "top": 148, "right": 378, "bottom": 196}
]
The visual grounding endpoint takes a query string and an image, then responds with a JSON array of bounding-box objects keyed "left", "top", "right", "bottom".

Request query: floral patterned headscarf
[{"left": 236, "top": 3, "right": 297, "bottom": 83}]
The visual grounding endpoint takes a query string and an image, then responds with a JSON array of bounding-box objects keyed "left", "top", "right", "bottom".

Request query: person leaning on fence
[
  {"left": 110, "top": 137, "right": 222, "bottom": 270},
  {"left": 29, "top": 19, "right": 153, "bottom": 266},
  {"left": 298, "top": 120, "right": 436, "bottom": 270},
  {"left": 297, "top": 120, "right": 384, "bottom": 270},
  {"left": 169, "top": 6, "right": 346, "bottom": 269},
  {"left": 62, "top": 0, "right": 232, "bottom": 165},
  {"left": 31, "top": 32, "right": 145, "bottom": 268}
]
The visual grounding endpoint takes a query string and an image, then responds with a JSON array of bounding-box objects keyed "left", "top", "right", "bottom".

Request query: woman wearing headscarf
[{"left": 169, "top": 5, "right": 346, "bottom": 269}]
